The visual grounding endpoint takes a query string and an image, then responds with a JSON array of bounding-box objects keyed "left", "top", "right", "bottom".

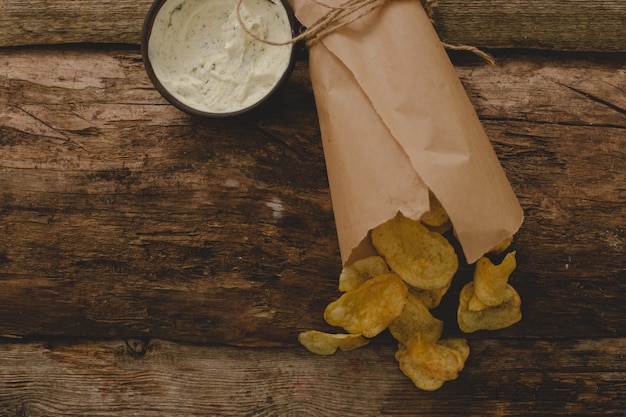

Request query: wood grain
[
  {"left": 1, "top": 338, "right": 625, "bottom": 416},
  {"left": 0, "top": 0, "right": 152, "bottom": 47},
  {"left": 0, "top": 0, "right": 624, "bottom": 52},
  {"left": 434, "top": 0, "right": 626, "bottom": 52},
  {"left": 1, "top": 48, "right": 625, "bottom": 345},
  {"left": 1, "top": 2, "right": 626, "bottom": 414},
  {"left": 1, "top": 48, "right": 335, "bottom": 345}
]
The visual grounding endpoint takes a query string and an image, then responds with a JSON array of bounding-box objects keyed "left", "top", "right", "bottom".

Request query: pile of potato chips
[{"left": 299, "top": 195, "right": 522, "bottom": 391}]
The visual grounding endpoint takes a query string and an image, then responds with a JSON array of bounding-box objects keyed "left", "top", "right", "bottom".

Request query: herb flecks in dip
[{"left": 148, "top": 0, "right": 293, "bottom": 114}]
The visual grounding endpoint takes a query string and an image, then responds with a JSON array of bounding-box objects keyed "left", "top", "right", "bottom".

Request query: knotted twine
[{"left": 236, "top": 0, "right": 495, "bottom": 64}]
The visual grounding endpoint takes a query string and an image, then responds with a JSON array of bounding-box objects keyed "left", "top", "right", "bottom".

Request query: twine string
[
  {"left": 236, "top": 0, "right": 495, "bottom": 64},
  {"left": 236, "top": 0, "right": 390, "bottom": 47}
]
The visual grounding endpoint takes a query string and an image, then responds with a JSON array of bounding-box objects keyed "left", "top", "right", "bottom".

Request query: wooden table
[{"left": 1, "top": 1, "right": 625, "bottom": 415}]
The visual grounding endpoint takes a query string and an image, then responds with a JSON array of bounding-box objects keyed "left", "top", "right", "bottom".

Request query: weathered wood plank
[
  {"left": 1, "top": 48, "right": 335, "bottom": 345},
  {"left": 1, "top": 338, "right": 625, "bottom": 416},
  {"left": 0, "top": 0, "right": 152, "bottom": 47},
  {"left": 434, "top": 0, "right": 626, "bottom": 52},
  {"left": 0, "top": 0, "right": 624, "bottom": 52},
  {"left": 1, "top": 48, "right": 625, "bottom": 345}
]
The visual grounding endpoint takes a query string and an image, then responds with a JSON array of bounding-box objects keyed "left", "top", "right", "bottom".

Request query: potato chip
[
  {"left": 324, "top": 273, "right": 408, "bottom": 338},
  {"left": 396, "top": 343, "right": 445, "bottom": 391},
  {"left": 300, "top": 207, "right": 523, "bottom": 392},
  {"left": 439, "top": 338, "right": 470, "bottom": 365},
  {"left": 388, "top": 294, "right": 443, "bottom": 345},
  {"left": 488, "top": 236, "right": 513, "bottom": 255},
  {"left": 405, "top": 335, "right": 465, "bottom": 381},
  {"left": 338, "top": 256, "right": 390, "bottom": 292},
  {"left": 371, "top": 213, "right": 458, "bottom": 290},
  {"left": 397, "top": 335, "right": 469, "bottom": 389},
  {"left": 467, "top": 293, "right": 491, "bottom": 312},
  {"left": 458, "top": 281, "right": 522, "bottom": 333},
  {"left": 298, "top": 330, "right": 369, "bottom": 356},
  {"left": 420, "top": 190, "right": 450, "bottom": 229},
  {"left": 474, "top": 251, "right": 517, "bottom": 307},
  {"left": 409, "top": 280, "right": 451, "bottom": 310}
]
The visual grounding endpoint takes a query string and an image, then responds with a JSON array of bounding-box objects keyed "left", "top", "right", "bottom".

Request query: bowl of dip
[{"left": 142, "top": 0, "right": 297, "bottom": 117}]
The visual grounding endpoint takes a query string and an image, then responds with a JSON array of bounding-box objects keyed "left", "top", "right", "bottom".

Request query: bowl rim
[{"left": 141, "top": 0, "right": 298, "bottom": 118}]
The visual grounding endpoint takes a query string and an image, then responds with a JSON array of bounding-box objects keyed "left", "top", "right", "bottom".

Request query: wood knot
[{"left": 125, "top": 338, "right": 151, "bottom": 357}]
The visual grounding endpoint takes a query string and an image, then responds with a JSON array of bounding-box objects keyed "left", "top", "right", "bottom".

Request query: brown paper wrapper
[{"left": 289, "top": 0, "right": 524, "bottom": 265}]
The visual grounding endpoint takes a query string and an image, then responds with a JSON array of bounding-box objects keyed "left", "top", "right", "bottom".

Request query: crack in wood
[{"left": 558, "top": 82, "right": 626, "bottom": 116}]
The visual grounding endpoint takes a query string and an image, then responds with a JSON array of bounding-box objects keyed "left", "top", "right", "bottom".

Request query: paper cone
[{"left": 290, "top": 0, "right": 524, "bottom": 265}]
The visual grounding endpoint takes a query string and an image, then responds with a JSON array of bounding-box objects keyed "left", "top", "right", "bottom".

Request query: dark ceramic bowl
[{"left": 141, "top": 0, "right": 298, "bottom": 118}]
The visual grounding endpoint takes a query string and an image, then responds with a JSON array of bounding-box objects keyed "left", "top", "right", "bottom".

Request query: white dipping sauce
[{"left": 148, "top": 0, "right": 294, "bottom": 114}]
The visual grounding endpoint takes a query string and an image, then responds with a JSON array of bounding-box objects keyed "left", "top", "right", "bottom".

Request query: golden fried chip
[
  {"left": 467, "top": 293, "right": 491, "bottom": 312},
  {"left": 324, "top": 273, "right": 408, "bottom": 338},
  {"left": 398, "top": 334, "right": 468, "bottom": 388},
  {"left": 458, "top": 281, "right": 522, "bottom": 333},
  {"left": 409, "top": 280, "right": 451, "bottom": 309},
  {"left": 338, "top": 256, "right": 390, "bottom": 292},
  {"left": 420, "top": 190, "right": 450, "bottom": 229},
  {"left": 371, "top": 213, "right": 458, "bottom": 290},
  {"left": 396, "top": 343, "right": 445, "bottom": 391},
  {"left": 388, "top": 294, "right": 443, "bottom": 345},
  {"left": 488, "top": 236, "right": 513, "bottom": 255},
  {"left": 439, "top": 338, "right": 470, "bottom": 365},
  {"left": 474, "top": 251, "right": 517, "bottom": 307},
  {"left": 298, "top": 330, "right": 369, "bottom": 356},
  {"left": 405, "top": 335, "right": 465, "bottom": 381}
]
